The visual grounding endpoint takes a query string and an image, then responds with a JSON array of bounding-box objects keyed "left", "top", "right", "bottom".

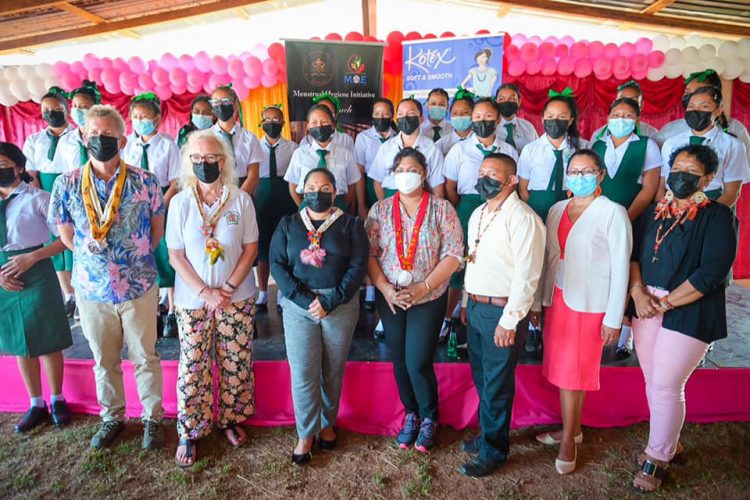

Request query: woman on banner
[
  {"left": 421, "top": 88, "right": 453, "bottom": 142},
  {"left": 369, "top": 98, "right": 445, "bottom": 200},
  {"left": 177, "top": 96, "right": 215, "bottom": 149},
  {"left": 460, "top": 49, "right": 498, "bottom": 98},
  {"left": 435, "top": 87, "right": 475, "bottom": 156},
  {"left": 366, "top": 148, "right": 463, "bottom": 453},
  {"left": 590, "top": 81, "right": 658, "bottom": 141},
  {"left": 299, "top": 93, "right": 355, "bottom": 151},
  {"left": 495, "top": 83, "right": 539, "bottom": 153}
]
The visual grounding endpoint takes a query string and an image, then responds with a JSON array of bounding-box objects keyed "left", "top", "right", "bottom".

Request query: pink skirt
[{"left": 542, "top": 287, "right": 605, "bottom": 391}]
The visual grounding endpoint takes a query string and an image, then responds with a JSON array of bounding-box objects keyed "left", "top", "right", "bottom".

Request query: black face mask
[
  {"left": 475, "top": 176, "right": 504, "bottom": 200},
  {"left": 309, "top": 125, "right": 334, "bottom": 143},
  {"left": 192, "top": 161, "right": 221, "bottom": 184},
  {"left": 472, "top": 120, "right": 497, "bottom": 139},
  {"left": 397, "top": 116, "right": 421, "bottom": 135},
  {"left": 87, "top": 135, "right": 120, "bottom": 163},
  {"left": 681, "top": 92, "right": 692, "bottom": 110},
  {"left": 497, "top": 102, "right": 519, "bottom": 118},
  {"left": 667, "top": 171, "right": 702, "bottom": 199},
  {"left": 685, "top": 110, "right": 714, "bottom": 132},
  {"left": 213, "top": 104, "right": 235, "bottom": 122},
  {"left": 304, "top": 191, "right": 334, "bottom": 212},
  {"left": 0, "top": 168, "right": 17, "bottom": 187},
  {"left": 43, "top": 110, "right": 67, "bottom": 128},
  {"left": 543, "top": 119, "right": 569, "bottom": 140},
  {"left": 262, "top": 122, "right": 283, "bottom": 139},
  {"left": 373, "top": 118, "right": 392, "bottom": 133}
]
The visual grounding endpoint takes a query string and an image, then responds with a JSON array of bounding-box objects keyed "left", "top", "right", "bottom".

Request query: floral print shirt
[
  {"left": 366, "top": 194, "right": 464, "bottom": 304},
  {"left": 48, "top": 164, "right": 165, "bottom": 304}
]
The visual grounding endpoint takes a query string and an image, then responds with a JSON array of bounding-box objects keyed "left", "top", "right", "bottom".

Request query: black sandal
[
  {"left": 633, "top": 458, "right": 668, "bottom": 493},
  {"left": 221, "top": 424, "right": 246, "bottom": 448},
  {"left": 175, "top": 439, "right": 195, "bottom": 468}
]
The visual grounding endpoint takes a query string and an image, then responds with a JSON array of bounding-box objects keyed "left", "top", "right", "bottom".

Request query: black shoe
[
  {"left": 373, "top": 329, "right": 385, "bottom": 341},
  {"left": 615, "top": 345, "right": 631, "bottom": 360},
  {"left": 460, "top": 434, "right": 481, "bottom": 454},
  {"left": 64, "top": 298, "right": 76, "bottom": 319},
  {"left": 142, "top": 420, "right": 165, "bottom": 451},
  {"left": 276, "top": 304, "right": 283, "bottom": 314},
  {"left": 15, "top": 405, "right": 49, "bottom": 433},
  {"left": 459, "top": 456, "right": 504, "bottom": 478},
  {"left": 156, "top": 314, "right": 164, "bottom": 338},
  {"left": 255, "top": 302, "right": 268, "bottom": 312},
  {"left": 51, "top": 400, "right": 71, "bottom": 427},
  {"left": 91, "top": 420, "right": 124, "bottom": 449},
  {"left": 163, "top": 313, "right": 178, "bottom": 338},
  {"left": 525, "top": 327, "right": 541, "bottom": 353},
  {"left": 319, "top": 436, "right": 337, "bottom": 451},
  {"left": 291, "top": 438, "right": 315, "bottom": 465},
  {"left": 363, "top": 300, "right": 375, "bottom": 312}
]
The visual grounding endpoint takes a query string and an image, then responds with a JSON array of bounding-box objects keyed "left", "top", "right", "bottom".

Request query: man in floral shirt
[{"left": 48, "top": 105, "right": 165, "bottom": 451}]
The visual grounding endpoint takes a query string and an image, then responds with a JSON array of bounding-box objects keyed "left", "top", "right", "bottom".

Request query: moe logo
[
  {"left": 344, "top": 54, "right": 368, "bottom": 85},
  {"left": 303, "top": 50, "right": 334, "bottom": 87}
]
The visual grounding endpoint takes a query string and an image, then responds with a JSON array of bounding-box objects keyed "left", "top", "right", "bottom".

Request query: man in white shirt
[{"left": 458, "top": 153, "right": 545, "bottom": 478}]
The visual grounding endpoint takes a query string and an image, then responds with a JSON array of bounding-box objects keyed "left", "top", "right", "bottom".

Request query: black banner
[{"left": 284, "top": 39, "right": 384, "bottom": 142}]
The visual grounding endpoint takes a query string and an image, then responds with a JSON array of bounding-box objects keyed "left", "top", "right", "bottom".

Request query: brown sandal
[
  {"left": 636, "top": 442, "right": 684, "bottom": 468},
  {"left": 633, "top": 456, "right": 669, "bottom": 493}
]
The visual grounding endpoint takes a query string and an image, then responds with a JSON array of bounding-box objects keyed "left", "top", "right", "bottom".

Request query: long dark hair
[
  {"left": 0, "top": 142, "right": 33, "bottom": 183},
  {"left": 687, "top": 86, "right": 727, "bottom": 132},
  {"left": 544, "top": 95, "right": 582, "bottom": 151},
  {"left": 373, "top": 97, "right": 398, "bottom": 133},
  {"left": 389, "top": 147, "right": 432, "bottom": 194}
]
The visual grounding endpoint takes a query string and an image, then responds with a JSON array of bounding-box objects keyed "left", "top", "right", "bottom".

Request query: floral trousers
[{"left": 175, "top": 299, "right": 256, "bottom": 440}]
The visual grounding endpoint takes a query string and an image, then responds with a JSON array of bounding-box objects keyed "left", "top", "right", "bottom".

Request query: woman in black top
[
  {"left": 628, "top": 144, "right": 737, "bottom": 493},
  {"left": 270, "top": 168, "right": 368, "bottom": 466}
]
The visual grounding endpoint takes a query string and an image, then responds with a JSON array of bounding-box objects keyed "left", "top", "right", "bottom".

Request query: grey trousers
[{"left": 282, "top": 292, "right": 359, "bottom": 438}]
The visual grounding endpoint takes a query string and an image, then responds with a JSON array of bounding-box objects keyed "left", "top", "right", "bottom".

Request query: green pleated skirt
[
  {"left": 39, "top": 172, "right": 73, "bottom": 272},
  {"left": 256, "top": 177, "right": 298, "bottom": 262}
]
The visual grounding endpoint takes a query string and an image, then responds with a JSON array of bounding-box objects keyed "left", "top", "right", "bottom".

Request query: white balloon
[
  {"left": 739, "top": 39, "right": 750, "bottom": 58},
  {"left": 652, "top": 34, "right": 670, "bottom": 52},
  {"left": 740, "top": 70, "right": 750, "bottom": 83},
  {"left": 0, "top": 87, "right": 18, "bottom": 106},
  {"left": 686, "top": 35, "right": 704, "bottom": 48},
  {"left": 723, "top": 57, "right": 745, "bottom": 79},
  {"left": 3, "top": 67, "right": 18, "bottom": 81},
  {"left": 707, "top": 57, "right": 726, "bottom": 75},
  {"left": 665, "top": 48, "right": 682, "bottom": 65},
  {"left": 9, "top": 79, "right": 30, "bottom": 101},
  {"left": 647, "top": 66, "right": 666, "bottom": 81},
  {"left": 28, "top": 76, "right": 47, "bottom": 101},
  {"left": 43, "top": 75, "right": 61, "bottom": 89},
  {"left": 698, "top": 44, "right": 716, "bottom": 61},
  {"left": 718, "top": 41, "right": 739, "bottom": 59},
  {"left": 665, "top": 64, "right": 684, "bottom": 79},
  {"left": 35, "top": 63, "right": 54, "bottom": 78},
  {"left": 670, "top": 36, "right": 687, "bottom": 49},
  {"left": 681, "top": 46, "right": 699, "bottom": 63},
  {"left": 18, "top": 65, "right": 37, "bottom": 80}
]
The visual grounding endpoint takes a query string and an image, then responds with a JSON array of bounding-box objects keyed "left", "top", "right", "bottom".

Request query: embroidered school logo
[
  {"left": 344, "top": 54, "right": 368, "bottom": 86},
  {"left": 225, "top": 210, "right": 240, "bottom": 225},
  {"left": 303, "top": 51, "right": 334, "bottom": 87}
]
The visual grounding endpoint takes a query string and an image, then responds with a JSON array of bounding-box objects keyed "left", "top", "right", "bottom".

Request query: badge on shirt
[{"left": 225, "top": 210, "right": 240, "bottom": 225}]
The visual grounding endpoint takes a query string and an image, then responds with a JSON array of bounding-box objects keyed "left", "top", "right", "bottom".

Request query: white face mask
[{"left": 394, "top": 172, "right": 423, "bottom": 194}]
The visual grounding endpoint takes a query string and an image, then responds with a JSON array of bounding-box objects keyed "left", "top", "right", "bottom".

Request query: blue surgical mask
[
  {"left": 427, "top": 105, "right": 447, "bottom": 122},
  {"left": 566, "top": 174, "right": 598, "bottom": 197},
  {"left": 191, "top": 114, "right": 213, "bottom": 130},
  {"left": 132, "top": 118, "right": 156, "bottom": 137},
  {"left": 608, "top": 118, "right": 636, "bottom": 139},
  {"left": 71, "top": 108, "right": 87, "bottom": 128},
  {"left": 451, "top": 116, "right": 472, "bottom": 132}
]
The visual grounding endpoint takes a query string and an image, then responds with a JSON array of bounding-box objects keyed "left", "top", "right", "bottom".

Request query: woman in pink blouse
[{"left": 366, "top": 147, "right": 464, "bottom": 453}]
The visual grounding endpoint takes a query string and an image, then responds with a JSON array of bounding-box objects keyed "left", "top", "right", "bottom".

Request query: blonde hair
[
  {"left": 179, "top": 129, "right": 237, "bottom": 191},
  {"left": 85, "top": 104, "right": 126, "bottom": 135}
]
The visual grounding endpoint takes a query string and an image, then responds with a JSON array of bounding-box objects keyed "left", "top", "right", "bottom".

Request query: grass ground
[{"left": 0, "top": 414, "right": 748, "bottom": 499}]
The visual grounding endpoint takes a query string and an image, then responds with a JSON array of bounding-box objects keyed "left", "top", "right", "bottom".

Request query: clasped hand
[
  {"left": 382, "top": 282, "right": 428, "bottom": 314},
  {"left": 632, "top": 286, "right": 663, "bottom": 319}
]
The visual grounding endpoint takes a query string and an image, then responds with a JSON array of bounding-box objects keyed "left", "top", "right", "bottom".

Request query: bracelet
[
  {"left": 224, "top": 280, "right": 238, "bottom": 291},
  {"left": 423, "top": 278, "right": 432, "bottom": 293},
  {"left": 197, "top": 285, "right": 207, "bottom": 297},
  {"left": 660, "top": 295, "right": 675, "bottom": 311}
]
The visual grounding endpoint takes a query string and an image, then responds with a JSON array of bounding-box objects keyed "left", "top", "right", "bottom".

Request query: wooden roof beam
[
  {"left": 0, "top": 1, "right": 65, "bottom": 16},
  {"left": 55, "top": 2, "right": 142, "bottom": 39},
  {"left": 641, "top": 0, "right": 677, "bottom": 16}
]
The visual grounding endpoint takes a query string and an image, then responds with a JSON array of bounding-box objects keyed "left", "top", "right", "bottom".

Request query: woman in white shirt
[
  {"left": 57, "top": 80, "right": 100, "bottom": 173},
  {"left": 532, "top": 150, "right": 632, "bottom": 475},
  {"left": 299, "top": 93, "right": 355, "bottom": 151},
  {"left": 167, "top": 130, "right": 259, "bottom": 468},
  {"left": 435, "top": 90, "right": 475, "bottom": 156},
  {"left": 285, "top": 104, "right": 360, "bottom": 212},
  {"left": 590, "top": 81, "right": 658, "bottom": 141},
  {"left": 354, "top": 98, "right": 397, "bottom": 218},
  {"left": 495, "top": 83, "right": 539, "bottom": 153}
]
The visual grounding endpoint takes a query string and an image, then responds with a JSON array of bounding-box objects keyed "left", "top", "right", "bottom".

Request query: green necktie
[
  {"left": 269, "top": 144, "right": 278, "bottom": 177},
  {"left": 475, "top": 143, "right": 497, "bottom": 158},
  {"left": 78, "top": 139, "right": 88, "bottom": 166},
  {"left": 690, "top": 136, "right": 706, "bottom": 145},
  {"left": 549, "top": 149, "right": 565, "bottom": 197},
  {"left": 379, "top": 136, "right": 388, "bottom": 144},
  {"left": 0, "top": 194, "right": 18, "bottom": 248},
  {"left": 316, "top": 149, "right": 329, "bottom": 169},
  {"left": 140, "top": 143, "right": 150, "bottom": 171},
  {"left": 504, "top": 123, "right": 516, "bottom": 148},
  {"left": 432, "top": 126, "right": 441, "bottom": 142},
  {"left": 47, "top": 131, "right": 60, "bottom": 161}
]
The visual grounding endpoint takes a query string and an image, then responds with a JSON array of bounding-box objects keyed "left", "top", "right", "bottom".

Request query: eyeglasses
[
  {"left": 209, "top": 98, "right": 234, "bottom": 107},
  {"left": 189, "top": 154, "right": 225, "bottom": 163},
  {"left": 0, "top": 162, "right": 16, "bottom": 168},
  {"left": 261, "top": 118, "right": 283, "bottom": 124},
  {"left": 567, "top": 169, "right": 600, "bottom": 177}
]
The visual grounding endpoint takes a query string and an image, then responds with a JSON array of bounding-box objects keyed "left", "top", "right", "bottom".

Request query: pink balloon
[
  {"left": 506, "top": 44, "right": 520, "bottom": 60},
  {"left": 227, "top": 59, "right": 245, "bottom": 79},
  {"left": 88, "top": 68, "right": 103, "bottom": 83},
  {"left": 169, "top": 68, "right": 186, "bottom": 86},
  {"left": 440, "top": 31, "right": 455, "bottom": 38},
  {"left": 574, "top": 59, "right": 593, "bottom": 78},
  {"left": 53, "top": 62, "right": 70, "bottom": 77},
  {"left": 70, "top": 61, "right": 85, "bottom": 76},
  {"left": 128, "top": 56, "right": 146, "bottom": 74},
  {"left": 476, "top": 29, "right": 490, "bottom": 35},
  {"left": 261, "top": 73, "right": 277, "bottom": 88},
  {"left": 507, "top": 59, "right": 526, "bottom": 76},
  {"left": 544, "top": 36, "right": 559, "bottom": 45},
  {"left": 210, "top": 56, "right": 228, "bottom": 75},
  {"left": 154, "top": 85, "right": 172, "bottom": 101},
  {"left": 170, "top": 83, "right": 187, "bottom": 95},
  {"left": 194, "top": 51, "right": 211, "bottom": 73},
  {"left": 387, "top": 31, "right": 404, "bottom": 45},
  {"left": 100, "top": 57, "right": 113, "bottom": 70},
  {"left": 555, "top": 44, "right": 570, "bottom": 58},
  {"left": 635, "top": 37, "right": 653, "bottom": 55},
  {"left": 528, "top": 36, "right": 542, "bottom": 45},
  {"left": 614, "top": 70, "right": 630, "bottom": 82},
  {"left": 208, "top": 73, "right": 230, "bottom": 90},
  {"left": 603, "top": 43, "right": 619, "bottom": 59},
  {"left": 612, "top": 56, "right": 629, "bottom": 75},
  {"left": 631, "top": 69, "right": 648, "bottom": 80},
  {"left": 82, "top": 53, "right": 101, "bottom": 70},
  {"left": 594, "top": 58, "right": 613, "bottom": 79},
  {"left": 364, "top": 35, "right": 379, "bottom": 42},
  {"left": 539, "top": 42, "right": 556, "bottom": 59},
  {"left": 152, "top": 67, "right": 169, "bottom": 87},
  {"left": 631, "top": 54, "right": 648, "bottom": 73},
  {"left": 560, "top": 35, "right": 575, "bottom": 47},
  {"left": 233, "top": 81, "right": 249, "bottom": 100},
  {"left": 137, "top": 74, "right": 154, "bottom": 91},
  {"left": 113, "top": 58, "right": 128, "bottom": 71},
  {"left": 100, "top": 68, "right": 118, "bottom": 86},
  {"left": 423, "top": 33, "right": 437, "bottom": 39},
  {"left": 647, "top": 50, "right": 665, "bottom": 68},
  {"left": 268, "top": 42, "right": 285, "bottom": 60},
  {"left": 103, "top": 78, "right": 120, "bottom": 95},
  {"left": 186, "top": 83, "right": 202, "bottom": 94},
  {"left": 619, "top": 42, "right": 635, "bottom": 58},
  {"left": 511, "top": 33, "right": 527, "bottom": 46},
  {"left": 160, "top": 53, "right": 178, "bottom": 71},
  {"left": 404, "top": 31, "right": 421, "bottom": 41},
  {"left": 570, "top": 41, "right": 588, "bottom": 60},
  {"left": 541, "top": 59, "right": 557, "bottom": 76},
  {"left": 557, "top": 57, "right": 575, "bottom": 76},
  {"left": 186, "top": 69, "right": 204, "bottom": 88},
  {"left": 119, "top": 71, "right": 137, "bottom": 89},
  {"left": 262, "top": 58, "right": 278, "bottom": 76},
  {"left": 60, "top": 73, "right": 81, "bottom": 92},
  {"left": 178, "top": 54, "right": 196, "bottom": 72},
  {"left": 588, "top": 41, "right": 604, "bottom": 59},
  {"left": 526, "top": 59, "right": 542, "bottom": 75},
  {"left": 243, "top": 56, "right": 262, "bottom": 77},
  {"left": 243, "top": 75, "right": 259, "bottom": 89},
  {"left": 325, "top": 33, "right": 343, "bottom": 41},
  {"left": 148, "top": 60, "right": 158, "bottom": 73},
  {"left": 520, "top": 43, "right": 539, "bottom": 62},
  {"left": 345, "top": 31, "right": 364, "bottom": 41}
]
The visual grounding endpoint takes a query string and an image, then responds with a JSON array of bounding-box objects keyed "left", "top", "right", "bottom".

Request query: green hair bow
[
  {"left": 312, "top": 92, "right": 340, "bottom": 112},
  {"left": 132, "top": 92, "right": 160, "bottom": 105},
  {"left": 73, "top": 80, "right": 102, "bottom": 104},
  {"left": 685, "top": 69, "right": 717, "bottom": 85},
  {"left": 548, "top": 87, "right": 574, "bottom": 99},
  {"left": 454, "top": 86, "right": 476, "bottom": 101},
  {"left": 617, "top": 80, "right": 641, "bottom": 93},
  {"left": 47, "top": 86, "right": 70, "bottom": 99}
]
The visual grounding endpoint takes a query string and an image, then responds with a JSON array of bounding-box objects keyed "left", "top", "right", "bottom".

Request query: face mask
[
  {"left": 43, "top": 110, "right": 67, "bottom": 128},
  {"left": 667, "top": 171, "right": 702, "bottom": 199},
  {"left": 304, "top": 191, "right": 334, "bottom": 212},
  {"left": 191, "top": 114, "right": 213, "bottom": 130},
  {"left": 309, "top": 125, "right": 334, "bottom": 143},
  {"left": 397, "top": 116, "right": 421, "bottom": 135},
  {"left": 213, "top": 103, "right": 235, "bottom": 122},
  {"left": 544, "top": 119, "right": 569, "bottom": 140},
  {"left": 87, "top": 135, "right": 120, "bottom": 163},
  {"left": 681, "top": 92, "right": 692, "bottom": 110},
  {"left": 497, "top": 102, "right": 519, "bottom": 118},
  {"left": 372, "top": 118, "right": 392, "bottom": 133},
  {"left": 475, "top": 176, "right": 503, "bottom": 200},
  {"left": 566, "top": 174, "right": 598, "bottom": 197},
  {"left": 262, "top": 122, "right": 283, "bottom": 139},
  {"left": 472, "top": 120, "right": 497, "bottom": 139},
  {"left": 132, "top": 118, "right": 156, "bottom": 137},
  {"left": 608, "top": 118, "right": 636, "bottom": 139},
  {"left": 0, "top": 168, "right": 17, "bottom": 187},
  {"left": 427, "top": 106, "right": 447, "bottom": 122},
  {"left": 450, "top": 116, "right": 472, "bottom": 132},
  {"left": 192, "top": 161, "right": 221, "bottom": 184},
  {"left": 685, "top": 110, "right": 713, "bottom": 132},
  {"left": 71, "top": 108, "right": 87, "bottom": 128},
  {"left": 394, "top": 172, "right": 423, "bottom": 194}
]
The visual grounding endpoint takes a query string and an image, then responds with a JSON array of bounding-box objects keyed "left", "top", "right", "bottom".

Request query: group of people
[{"left": 0, "top": 68, "right": 745, "bottom": 492}]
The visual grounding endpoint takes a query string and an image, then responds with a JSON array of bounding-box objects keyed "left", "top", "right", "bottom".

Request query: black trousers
[
  {"left": 377, "top": 291, "right": 447, "bottom": 421},
  {"left": 466, "top": 299, "right": 522, "bottom": 463}
]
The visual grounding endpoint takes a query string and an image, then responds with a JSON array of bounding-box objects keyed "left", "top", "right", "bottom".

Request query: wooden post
[{"left": 362, "top": 0, "right": 376, "bottom": 37}]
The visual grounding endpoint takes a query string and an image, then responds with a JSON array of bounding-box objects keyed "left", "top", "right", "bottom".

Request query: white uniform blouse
[
  {"left": 1, "top": 182, "right": 57, "bottom": 252},
  {"left": 368, "top": 132, "right": 445, "bottom": 190},
  {"left": 23, "top": 124, "right": 76, "bottom": 174},
  {"left": 121, "top": 132, "right": 181, "bottom": 188},
  {"left": 444, "top": 134, "right": 519, "bottom": 195},
  {"left": 284, "top": 142, "right": 361, "bottom": 195}
]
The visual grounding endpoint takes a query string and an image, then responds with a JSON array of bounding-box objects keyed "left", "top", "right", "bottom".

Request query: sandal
[
  {"left": 636, "top": 442, "right": 684, "bottom": 468},
  {"left": 175, "top": 439, "right": 196, "bottom": 468},
  {"left": 221, "top": 424, "right": 247, "bottom": 448},
  {"left": 633, "top": 456, "right": 669, "bottom": 493}
]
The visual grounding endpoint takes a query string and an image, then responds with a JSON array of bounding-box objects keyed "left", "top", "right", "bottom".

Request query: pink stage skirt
[{"left": 543, "top": 287, "right": 606, "bottom": 391}]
